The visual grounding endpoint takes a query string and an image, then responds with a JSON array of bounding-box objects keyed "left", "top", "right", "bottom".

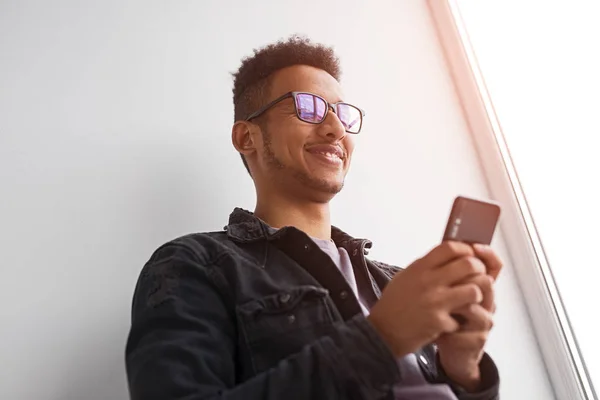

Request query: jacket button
[
  {"left": 280, "top": 293, "right": 291, "bottom": 303},
  {"left": 339, "top": 291, "right": 349, "bottom": 300},
  {"left": 304, "top": 244, "right": 310, "bottom": 251},
  {"left": 287, "top": 314, "right": 296, "bottom": 324}
]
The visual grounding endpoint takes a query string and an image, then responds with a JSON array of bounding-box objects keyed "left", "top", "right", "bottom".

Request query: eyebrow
[{"left": 308, "top": 91, "right": 344, "bottom": 104}]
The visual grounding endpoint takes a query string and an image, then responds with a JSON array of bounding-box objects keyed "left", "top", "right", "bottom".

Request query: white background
[
  {"left": 0, "top": 1, "right": 553, "bottom": 399},
  {"left": 457, "top": 0, "right": 600, "bottom": 390}
]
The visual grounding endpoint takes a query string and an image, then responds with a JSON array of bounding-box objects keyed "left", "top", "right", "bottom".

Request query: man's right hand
[{"left": 367, "top": 241, "right": 486, "bottom": 358}]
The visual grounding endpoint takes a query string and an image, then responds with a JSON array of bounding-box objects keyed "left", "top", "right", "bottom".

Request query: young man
[{"left": 126, "top": 36, "right": 502, "bottom": 400}]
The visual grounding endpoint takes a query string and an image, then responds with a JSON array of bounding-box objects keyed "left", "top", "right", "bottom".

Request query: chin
[
  {"left": 288, "top": 167, "right": 346, "bottom": 196},
  {"left": 309, "top": 176, "right": 345, "bottom": 195}
]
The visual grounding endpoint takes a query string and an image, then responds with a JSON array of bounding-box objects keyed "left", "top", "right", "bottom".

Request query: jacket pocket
[{"left": 236, "top": 285, "right": 336, "bottom": 373}]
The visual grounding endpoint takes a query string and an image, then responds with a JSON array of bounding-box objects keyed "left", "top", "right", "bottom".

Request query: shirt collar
[{"left": 225, "top": 207, "right": 372, "bottom": 252}]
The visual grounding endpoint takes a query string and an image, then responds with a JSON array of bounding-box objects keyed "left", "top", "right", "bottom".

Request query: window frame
[{"left": 426, "top": 1, "right": 597, "bottom": 399}]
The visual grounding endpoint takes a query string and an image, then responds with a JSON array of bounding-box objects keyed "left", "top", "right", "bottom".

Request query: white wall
[{"left": 0, "top": 1, "right": 553, "bottom": 399}]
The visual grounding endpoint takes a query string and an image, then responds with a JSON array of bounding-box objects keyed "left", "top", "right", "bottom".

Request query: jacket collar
[{"left": 225, "top": 207, "right": 372, "bottom": 252}]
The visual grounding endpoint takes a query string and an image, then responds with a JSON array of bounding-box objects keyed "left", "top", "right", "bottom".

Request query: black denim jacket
[{"left": 125, "top": 208, "right": 499, "bottom": 400}]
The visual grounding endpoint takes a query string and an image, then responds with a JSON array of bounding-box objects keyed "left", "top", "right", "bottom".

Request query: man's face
[{"left": 252, "top": 65, "right": 356, "bottom": 200}]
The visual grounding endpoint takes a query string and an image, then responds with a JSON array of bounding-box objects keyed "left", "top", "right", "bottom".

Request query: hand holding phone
[
  {"left": 367, "top": 197, "right": 502, "bottom": 356},
  {"left": 442, "top": 196, "right": 501, "bottom": 325}
]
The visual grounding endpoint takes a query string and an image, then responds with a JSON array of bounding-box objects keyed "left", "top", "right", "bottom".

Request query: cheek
[
  {"left": 277, "top": 127, "right": 312, "bottom": 157},
  {"left": 344, "top": 137, "right": 356, "bottom": 160},
  {"left": 263, "top": 127, "right": 307, "bottom": 162}
]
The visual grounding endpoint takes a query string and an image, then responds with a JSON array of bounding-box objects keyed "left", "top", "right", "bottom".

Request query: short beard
[{"left": 261, "top": 128, "right": 343, "bottom": 195}]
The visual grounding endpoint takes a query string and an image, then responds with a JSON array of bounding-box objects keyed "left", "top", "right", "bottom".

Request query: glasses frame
[{"left": 245, "top": 91, "right": 366, "bottom": 134}]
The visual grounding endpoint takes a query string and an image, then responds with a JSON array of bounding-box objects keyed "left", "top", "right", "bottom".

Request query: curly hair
[{"left": 232, "top": 35, "right": 342, "bottom": 175}]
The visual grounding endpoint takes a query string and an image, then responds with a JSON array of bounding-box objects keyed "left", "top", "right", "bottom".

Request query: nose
[{"left": 318, "top": 106, "right": 347, "bottom": 141}]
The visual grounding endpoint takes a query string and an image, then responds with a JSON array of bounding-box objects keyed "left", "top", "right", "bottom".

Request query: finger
[
  {"left": 434, "top": 256, "right": 486, "bottom": 286},
  {"left": 439, "top": 312, "right": 461, "bottom": 334},
  {"left": 461, "top": 274, "right": 494, "bottom": 312},
  {"left": 420, "top": 241, "right": 474, "bottom": 269},
  {"left": 452, "top": 304, "right": 494, "bottom": 332},
  {"left": 443, "top": 283, "right": 483, "bottom": 311},
  {"left": 472, "top": 244, "right": 503, "bottom": 281},
  {"left": 436, "top": 330, "right": 488, "bottom": 354}
]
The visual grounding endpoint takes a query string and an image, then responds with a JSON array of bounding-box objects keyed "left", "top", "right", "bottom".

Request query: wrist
[
  {"left": 366, "top": 313, "right": 411, "bottom": 358},
  {"left": 438, "top": 352, "right": 500, "bottom": 396},
  {"left": 446, "top": 366, "right": 482, "bottom": 392}
]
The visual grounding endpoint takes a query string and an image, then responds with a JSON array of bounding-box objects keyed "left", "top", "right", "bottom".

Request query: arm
[
  {"left": 125, "top": 244, "right": 400, "bottom": 400},
  {"left": 368, "top": 249, "right": 500, "bottom": 399},
  {"left": 436, "top": 351, "right": 500, "bottom": 400}
]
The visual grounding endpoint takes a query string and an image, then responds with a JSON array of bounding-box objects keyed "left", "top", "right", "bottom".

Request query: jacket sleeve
[
  {"left": 435, "top": 351, "right": 500, "bottom": 400},
  {"left": 125, "top": 243, "right": 401, "bottom": 400}
]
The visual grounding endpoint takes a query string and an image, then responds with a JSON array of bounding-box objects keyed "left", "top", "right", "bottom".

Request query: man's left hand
[{"left": 435, "top": 244, "right": 503, "bottom": 392}]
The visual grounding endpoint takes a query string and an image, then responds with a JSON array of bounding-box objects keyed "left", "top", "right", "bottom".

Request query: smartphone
[
  {"left": 443, "top": 196, "right": 501, "bottom": 325},
  {"left": 442, "top": 196, "right": 501, "bottom": 245}
]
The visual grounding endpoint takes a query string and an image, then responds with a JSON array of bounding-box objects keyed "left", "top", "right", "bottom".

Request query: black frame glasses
[{"left": 245, "top": 91, "right": 366, "bottom": 134}]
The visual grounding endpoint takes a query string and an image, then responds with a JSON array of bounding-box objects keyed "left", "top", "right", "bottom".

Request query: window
[{"left": 429, "top": 1, "right": 599, "bottom": 399}]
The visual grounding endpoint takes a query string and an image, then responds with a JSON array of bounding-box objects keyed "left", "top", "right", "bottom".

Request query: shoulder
[
  {"left": 132, "top": 231, "right": 234, "bottom": 310},
  {"left": 136, "top": 231, "right": 235, "bottom": 293},
  {"left": 146, "top": 231, "right": 234, "bottom": 267}
]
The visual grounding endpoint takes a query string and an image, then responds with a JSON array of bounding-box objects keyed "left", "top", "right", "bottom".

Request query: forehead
[{"left": 269, "top": 65, "right": 344, "bottom": 103}]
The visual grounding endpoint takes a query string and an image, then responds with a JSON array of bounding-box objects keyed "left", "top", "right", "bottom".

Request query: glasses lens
[
  {"left": 296, "top": 93, "right": 327, "bottom": 123},
  {"left": 336, "top": 103, "right": 363, "bottom": 133}
]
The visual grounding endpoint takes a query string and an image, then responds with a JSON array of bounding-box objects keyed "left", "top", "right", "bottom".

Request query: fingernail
[{"left": 473, "top": 243, "right": 489, "bottom": 252}]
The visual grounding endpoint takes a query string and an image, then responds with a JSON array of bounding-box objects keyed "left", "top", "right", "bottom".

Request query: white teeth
[{"left": 318, "top": 151, "right": 341, "bottom": 160}]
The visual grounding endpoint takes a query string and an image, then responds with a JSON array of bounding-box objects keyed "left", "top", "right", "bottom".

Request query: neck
[{"left": 254, "top": 191, "right": 332, "bottom": 240}]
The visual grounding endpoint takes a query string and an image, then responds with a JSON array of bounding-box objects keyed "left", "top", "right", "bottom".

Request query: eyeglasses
[{"left": 245, "top": 91, "right": 365, "bottom": 134}]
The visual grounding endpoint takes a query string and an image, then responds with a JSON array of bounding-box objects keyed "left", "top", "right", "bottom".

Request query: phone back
[{"left": 443, "top": 196, "right": 501, "bottom": 245}]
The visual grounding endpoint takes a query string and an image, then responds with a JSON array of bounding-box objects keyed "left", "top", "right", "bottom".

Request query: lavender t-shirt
[{"left": 310, "top": 236, "right": 457, "bottom": 400}]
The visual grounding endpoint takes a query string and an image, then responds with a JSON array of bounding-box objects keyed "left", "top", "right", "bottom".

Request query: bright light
[{"left": 457, "top": 0, "right": 600, "bottom": 389}]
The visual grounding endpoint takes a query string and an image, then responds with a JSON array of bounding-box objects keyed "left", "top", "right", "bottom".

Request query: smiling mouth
[
  {"left": 305, "top": 150, "right": 344, "bottom": 167},
  {"left": 305, "top": 144, "right": 345, "bottom": 165},
  {"left": 311, "top": 150, "right": 343, "bottom": 162}
]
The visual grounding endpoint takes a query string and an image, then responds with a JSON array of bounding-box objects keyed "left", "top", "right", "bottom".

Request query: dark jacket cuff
[{"left": 436, "top": 352, "right": 500, "bottom": 400}]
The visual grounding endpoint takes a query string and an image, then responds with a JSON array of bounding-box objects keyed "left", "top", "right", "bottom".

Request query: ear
[{"left": 232, "top": 121, "right": 258, "bottom": 157}]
